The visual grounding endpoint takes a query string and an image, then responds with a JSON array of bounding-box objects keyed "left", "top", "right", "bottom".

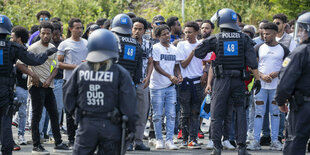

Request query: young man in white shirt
[
  {"left": 57, "top": 18, "right": 88, "bottom": 148},
  {"left": 247, "top": 22, "right": 289, "bottom": 151},
  {"left": 149, "top": 25, "right": 182, "bottom": 150},
  {"left": 177, "top": 21, "right": 206, "bottom": 149}
]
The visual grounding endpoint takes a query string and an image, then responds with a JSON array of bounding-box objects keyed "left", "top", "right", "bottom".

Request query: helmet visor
[
  {"left": 294, "top": 22, "right": 310, "bottom": 44},
  {"left": 210, "top": 9, "right": 220, "bottom": 24}
]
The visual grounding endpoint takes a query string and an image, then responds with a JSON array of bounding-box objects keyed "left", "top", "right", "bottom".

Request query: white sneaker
[
  {"left": 247, "top": 140, "right": 261, "bottom": 150},
  {"left": 222, "top": 140, "right": 235, "bottom": 150},
  {"left": 18, "top": 135, "right": 27, "bottom": 145},
  {"left": 148, "top": 138, "right": 156, "bottom": 146},
  {"left": 155, "top": 140, "right": 165, "bottom": 149},
  {"left": 165, "top": 140, "right": 178, "bottom": 150},
  {"left": 270, "top": 140, "right": 283, "bottom": 151},
  {"left": 246, "top": 132, "right": 254, "bottom": 144},
  {"left": 206, "top": 140, "right": 214, "bottom": 150}
]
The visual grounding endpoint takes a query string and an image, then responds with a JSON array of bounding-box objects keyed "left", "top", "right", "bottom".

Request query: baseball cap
[{"left": 152, "top": 15, "right": 166, "bottom": 24}]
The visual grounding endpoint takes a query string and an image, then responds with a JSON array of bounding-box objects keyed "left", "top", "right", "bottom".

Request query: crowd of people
[{"left": 0, "top": 8, "right": 309, "bottom": 155}]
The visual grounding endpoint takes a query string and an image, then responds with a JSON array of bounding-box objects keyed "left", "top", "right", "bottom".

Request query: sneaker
[
  {"left": 13, "top": 142, "right": 21, "bottom": 151},
  {"left": 206, "top": 140, "right": 214, "bottom": 150},
  {"left": 25, "top": 126, "right": 31, "bottom": 131},
  {"left": 32, "top": 145, "right": 49, "bottom": 155},
  {"left": 177, "top": 130, "right": 183, "bottom": 139},
  {"left": 54, "top": 143, "right": 72, "bottom": 153},
  {"left": 126, "top": 143, "right": 134, "bottom": 151},
  {"left": 270, "top": 140, "right": 283, "bottom": 151},
  {"left": 148, "top": 138, "right": 156, "bottom": 146},
  {"left": 165, "top": 140, "right": 178, "bottom": 150},
  {"left": 260, "top": 136, "right": 271, "bottom": 146},
  {"left": 68, "top": 140, "right": 74, "bottom": 150},
  {"left": 134, "top": 143, "right": 150, "bottom": 151},
  {"left": 222, "top": 140, "right": 235, "bottom": 150},
  {"left": 60, "top": 126, "right": 67, "bottom": 134},
  {"left": 179, "top": 141, "right": 188, "bottom": 149},
  {"left": 155, "top": 140, "right": 165, "bottom": 149},
  {"left": 246, "top": 133, "right": 254, "bottom": 144},
  {"left": 198, "top": 132, "right": 204, "bottom": 139},
  {"left": 188, "top": 140, "right": 201, "bottom": 149},
  {"left": 18, "top": 135, "right": 27, "bottom": 145},
  {"left": 230, "top": 140, "right": 237, "bottom": 148},
  {"left": 12, "top": 122, "right": 18, "bottom": 127},
  {"left": 48, "top": 137, "right": 55, "bottom": 144},
  {"left": 247, "top": 140, "right": 261, "bottom": 150}
]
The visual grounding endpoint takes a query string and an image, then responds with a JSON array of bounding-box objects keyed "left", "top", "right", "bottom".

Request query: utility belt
[
  {"left": 75, "top": 108, "right": 122, "bottom": 125},
  {"left": 213, "top": 64, "right": 248, "bottom": 80},
  {"left": 81, "top": 111, "right": 110, "bottom": 119}
]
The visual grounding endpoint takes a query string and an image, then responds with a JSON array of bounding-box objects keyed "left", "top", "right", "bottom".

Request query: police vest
[
  {"left": 215, "top": 32, "right": 245, "bottom": 70},
  {"left": 0, "top": 40, "right": 13, "bottom": 77},
  {"left": 117, "top": 35, "right": 140, "bottom": 79}
]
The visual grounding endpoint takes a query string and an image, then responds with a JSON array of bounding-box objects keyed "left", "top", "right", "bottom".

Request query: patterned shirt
[{"left": 140, "top": 38, "right": 153, "bottom": 78}]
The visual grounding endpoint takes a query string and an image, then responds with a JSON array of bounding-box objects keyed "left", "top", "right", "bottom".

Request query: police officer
[
  {"left": 111, "top": 13, "right": 143, "bottom": 85},
  {"left": 193, "top": 9, "right": 261, "bottom": 155},
  {"left": 0, "top": 14, "right": 56, "bottom": 154},
  {"left": 275, "top": 12, "right": 310, "bottom": 155},
  {"left": 63, "top": 29, "right": 138, "bottom": 155}
]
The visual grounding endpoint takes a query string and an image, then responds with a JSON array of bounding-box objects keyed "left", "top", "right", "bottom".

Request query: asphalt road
[{"left": 10, "top": 119, "right": 301, "bottom": 155}]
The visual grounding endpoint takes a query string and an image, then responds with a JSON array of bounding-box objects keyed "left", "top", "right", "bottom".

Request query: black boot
[
  {"left": 210, "top": 147, "right": 221, "bottom": 155},
  {"left": 238, "top": 146, "right": 251, "bottom": 155}
]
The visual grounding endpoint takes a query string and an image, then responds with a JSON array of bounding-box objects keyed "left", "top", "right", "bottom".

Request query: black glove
[
  {"left": 254, "top": 80, "right": 261, "bottom": 95},
  {"left": 46, "top": 47, "right": 57, "bottom": 56}
]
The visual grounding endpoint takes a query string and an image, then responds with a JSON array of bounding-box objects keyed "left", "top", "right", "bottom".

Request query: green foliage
[
  {"left": 0, "top": 0, "right": 128, "bottom": 30},
  {"left": 0, "top": 0, "right": 308, "bottom": 33}
]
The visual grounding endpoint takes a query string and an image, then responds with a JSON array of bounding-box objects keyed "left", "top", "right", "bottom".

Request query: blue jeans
[
  {"left": 150, "top": 85, "right": 176, "bottom": 141},
  {"left": 254, "top": 89, "right": 280, "bottom": 142},
  {"left": 246, "top": 92, "right": 255, "bottom": 135},
  {"left": 48, "top": 79, "right": 64, "bottom": 137},
  {"left": 16, "top": 86, "right": 28, "bottom": 136}
]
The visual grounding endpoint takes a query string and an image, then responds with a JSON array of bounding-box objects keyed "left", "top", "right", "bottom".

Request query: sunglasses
[
  {"left": 155, "top": 22, "right": 165, "bottom": 26},
  {"left": 274, "top": 22, "right": 281, "bottom": 25},
  {"left": 40, "top": 17, "right": 49, "bottom": 22}
]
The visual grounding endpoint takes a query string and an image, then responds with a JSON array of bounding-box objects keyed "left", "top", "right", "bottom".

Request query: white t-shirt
[
  {"left": 57, "top": 38, "right": 88, "bottom": 81},
  {"left": 258, "top": 44, "right": 285, "bottom": 89},
  {"left": 150, "top": 43, "right": 182, "bottom": 89},
  {"left": 177, "top": 40, "right": 208, "bottom": 79}
]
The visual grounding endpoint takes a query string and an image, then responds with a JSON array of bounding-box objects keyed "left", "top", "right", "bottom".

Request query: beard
[{"left": 202, "top": 32, "right": 211, "bottom": 39}]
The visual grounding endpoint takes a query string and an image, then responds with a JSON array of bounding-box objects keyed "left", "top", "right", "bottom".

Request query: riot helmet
[
  {"left": 210, "top": 8, "right": 240, "bottom": 31},
  {"left": 0, "top": 15, "right": 12, "bottom": 35},
  {"left": 294, "top": 12, "right": 310, "bottom": 43},
  {"left": 111, "top": 14, "right": 133, "bottom": 35},
  {"left": 86, "top": 29, "right": 119, "bottom": 63}
]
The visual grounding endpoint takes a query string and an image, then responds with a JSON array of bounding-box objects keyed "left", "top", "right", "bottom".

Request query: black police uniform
[
  {"left": 194, "top": 31, "right": 258, "bottom": 149},
  {"left": 0, "top": 39, "right": 50, "bottom": 154},
  {"left": 63, "top": 62, "right": 138, "bottom": 155},
  {"left": 116, "top": 34, "right": 143, "bottom": 84},
  {"left": 275, "top": 41, "right": 310, "bottom": 155}
]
